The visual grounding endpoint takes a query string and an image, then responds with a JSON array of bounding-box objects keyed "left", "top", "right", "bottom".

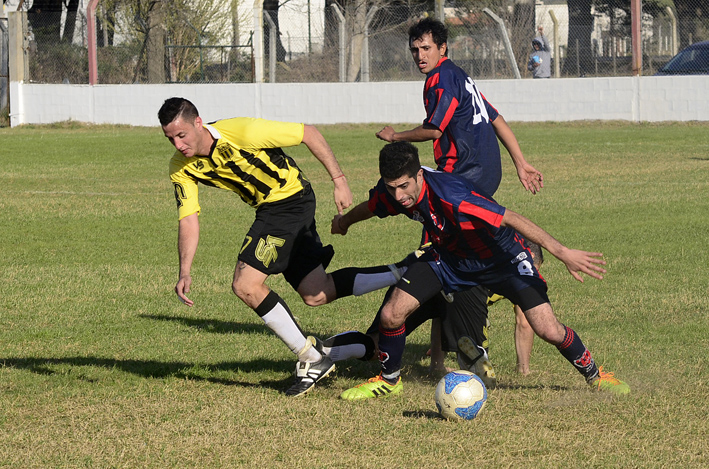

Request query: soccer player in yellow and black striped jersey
[{"left": 159, "top": 97, "right": 352, "bottom": 396}]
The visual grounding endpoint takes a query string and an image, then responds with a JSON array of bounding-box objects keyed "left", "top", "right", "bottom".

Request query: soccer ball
[{"left": 435, "top": 370, "right": 487, "bottom": 421}]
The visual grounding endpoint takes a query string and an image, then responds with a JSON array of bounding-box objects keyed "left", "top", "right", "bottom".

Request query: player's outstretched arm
[
  {"left": 376, "top": 124, "right": 442, "bottom": 143},
  {"left": 302, "top": 124, "right": 353, "bottom": 214},
  {"left": 491, "top": 115, "right": 543, "bottom": 194},
  {"left": 331, "top": 201, "right": 375, "bottom": 235},
  {"left": 501, "top": 209, "right": 606, "bottom": 282},
  {"left": 176, "top": 213, "right": 200, "bottom": 306}
]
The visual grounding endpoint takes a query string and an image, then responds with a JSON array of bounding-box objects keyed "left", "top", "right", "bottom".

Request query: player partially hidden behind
[
  {"left": 158, "top": 97, "right": 353, "bottom": 397},
  {"left": 334, "top": 142, "right": 630, "bottom": 399}
]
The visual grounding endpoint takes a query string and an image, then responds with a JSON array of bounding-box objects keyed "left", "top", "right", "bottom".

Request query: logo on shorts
[
  {"left": 512, "top": 251, "right": 529, "bottom": 263},
  {"left": 255, "top": 235, "right": 285, "bottom": 268}
]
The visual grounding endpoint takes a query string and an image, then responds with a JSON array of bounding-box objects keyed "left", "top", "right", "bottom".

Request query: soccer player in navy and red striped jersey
[{"left": 334, "top": 142, "right": 629, "bottom": 399}]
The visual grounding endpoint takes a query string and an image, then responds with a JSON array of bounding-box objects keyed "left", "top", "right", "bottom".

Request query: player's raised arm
[
  {"left": 301, "top": 124, "right": 353, "bottom": 214},
  {"left": 501, "top": 209, "right": 606, "bottom": 282},
  {"left": 331, "top": 201, "right": 375, "bottom": 235}
]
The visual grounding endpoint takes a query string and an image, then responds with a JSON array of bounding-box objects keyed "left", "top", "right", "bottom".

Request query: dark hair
[
  {"left": 379, "top": 142, "right": 421, "bottom": 180},
  {"left": 158, "top": 97, "right": 199, "bottom": 126},
  {"left": 408, "top": 17, "right": 448, "bottom": 49},
  {"left": 525, "top": 241, "right": 544, "bottom": 267}
]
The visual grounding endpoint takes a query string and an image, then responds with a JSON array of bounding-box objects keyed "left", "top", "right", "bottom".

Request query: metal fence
[{"left": 11, "top": 0, "right": 709, "bottom": 85}]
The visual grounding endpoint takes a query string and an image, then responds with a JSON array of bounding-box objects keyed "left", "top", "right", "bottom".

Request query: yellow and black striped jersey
[{"left": 169, "top": 118, "right": 309, "bottom": 220}]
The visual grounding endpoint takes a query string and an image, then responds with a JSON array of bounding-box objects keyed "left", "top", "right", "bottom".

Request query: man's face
[
  {"left": 162, "top": 115, "right": 204, "bottom": 158},
  {"left": 410, "top": 32, "right": 447, "bottom": 75},
  {"left": 383, "top": 169, "right": 424, "bottom": 209}
]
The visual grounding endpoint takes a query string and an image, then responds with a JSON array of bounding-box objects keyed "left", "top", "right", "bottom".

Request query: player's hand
[
  {"left": 331, "top": 214, "right": 348, "bottom": 235},
  {"left": 376, "top": 126, "right": 396, "bottom": 142},
  {"left": 561, "top": 249, "right": 606, "bottom": 282},
  {"left": 332, "top": 180, "right": 353, "bottom": 215},
  {"left": 517, "top": 163, "right": 544, "bottom": 194},
  {"left": 175, "top": 275, "right": 194, "bottom": 306}
]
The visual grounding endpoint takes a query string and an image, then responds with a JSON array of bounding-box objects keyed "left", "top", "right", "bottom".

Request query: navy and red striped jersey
[
  {"left": 367, "top": 167, "right": 526, "bottom": 272},
  {"left": 423, "top": 57, "right": 502, "bottom": 196}
]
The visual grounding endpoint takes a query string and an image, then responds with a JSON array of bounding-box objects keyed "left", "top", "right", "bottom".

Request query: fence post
[
  {"left": 360, "top": 6, "right": 378, "bottom": 83},
  {"left": 8, "top": 11, "right": 27, "bottom": 127},
  {"left": 264, "top": 12, "right": 276, "bottom": 83},
  {"left": 549, "top": 10, "right": 560, "bottom": 78},
  {"left": 630, "top": 0, "right": 642, "bottom": 76},
  {"left": 253, "top": 0, "right": 264, "bottom": 83},
  {"left": 435, "top": 0, "right": 444, "bottom": 22},
  {"left": 87, "top": 0, "right": 100, "bottom": 85},
  {"left": 483, "top": 8, "right": 520, "bottom": 79},
  {"left": 665, "top": 6, "right": 678, "bottom": 55},
  {"left": 330, "top": 4, "right": 346, "bottom": 83}
]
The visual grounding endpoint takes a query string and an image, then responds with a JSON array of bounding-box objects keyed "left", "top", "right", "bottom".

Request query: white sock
[
  {"left": 325, "top": 343, "right": 366, "bottom": 362},
  {"left": 352, "top": 265, "right": 408, "bottom": 296},
  {"left": 261, "top": 303, "right": 320, "bottom": 362}
]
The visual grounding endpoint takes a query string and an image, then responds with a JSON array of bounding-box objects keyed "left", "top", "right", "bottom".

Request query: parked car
[{"left": 655, "top": 40, "right": 709, "bottom": 75}]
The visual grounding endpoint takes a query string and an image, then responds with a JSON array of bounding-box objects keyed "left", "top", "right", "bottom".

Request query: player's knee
[
  {"left": 533, "top": 322, "right": 565, "bottom": 344},
  {"left": 379, "top": 307, "right": 404, "bottom": 330},
  {"left": 299, "top": 291, "right": 328, "bottom": 307},
  {"left": 231, "top": 279, "right": 252, "bottom": 302}
]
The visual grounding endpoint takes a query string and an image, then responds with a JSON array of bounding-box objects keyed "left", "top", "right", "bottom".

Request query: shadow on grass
[
  {"left": 0, "top": 355, "right": 295, "bottom": 391},
  {"left": 140, "top": 314, "right": 346, "bottom": 342},
  {"left": 403, "top": 410, "right": 445, "bottom": 420},
  {"left": 139, "top": 314, "right": 265, "bottom": 335}
]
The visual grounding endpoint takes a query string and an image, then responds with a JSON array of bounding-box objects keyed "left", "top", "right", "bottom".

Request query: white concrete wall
[{"left": 9, "top": 75, "right": 709, "bottom": 127}]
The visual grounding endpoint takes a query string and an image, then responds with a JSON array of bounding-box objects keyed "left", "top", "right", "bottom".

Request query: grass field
[{"left": 1, "top": 121, "right": 708, "bottom": 467}]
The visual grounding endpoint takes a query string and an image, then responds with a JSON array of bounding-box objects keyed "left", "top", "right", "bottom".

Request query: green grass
[{"left": 1, "top": 121, "right": 708, "bottom": 467}]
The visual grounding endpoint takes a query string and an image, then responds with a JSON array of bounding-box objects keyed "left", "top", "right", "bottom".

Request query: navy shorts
[
  {"left": 424, "top": 248, "right": 549, "bottom": 312},
  {"left": 238, "top": 185, "right": 334, "bottom": 290}
]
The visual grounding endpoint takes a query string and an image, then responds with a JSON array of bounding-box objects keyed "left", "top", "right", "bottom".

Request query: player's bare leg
[{"left": 514, "top": 304, "right": 534, "bottom": 375}]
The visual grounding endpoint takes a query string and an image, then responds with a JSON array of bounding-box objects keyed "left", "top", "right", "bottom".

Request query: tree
[
  {"left": 674, "top": 0, "right": 709, "bottom": 47},
  {"left": 28, "top": 0, "right": 80, "bottom": 43}
]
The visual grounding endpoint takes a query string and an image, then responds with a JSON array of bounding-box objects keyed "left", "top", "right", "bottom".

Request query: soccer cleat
[
  {"left": 589, "top": 366, "right": 630, "bottom": 395},
  {"left": 340, "top": 374, "right": 403, "bottom": 400},
  {"left": 457, "top": 336, "right": 497, "bottom": 389},
  {"left": 285, "top": 355, "right": 335, "bottom": 397},
  {"left": 471, "top": 357, "right": 497, "bottom": 390}
]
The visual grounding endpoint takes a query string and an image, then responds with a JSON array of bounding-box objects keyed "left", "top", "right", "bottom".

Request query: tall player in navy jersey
[
  {"left": 374, "top": 18, "right": 543, "bottom": 381},
  {"left": 335, "top": 142, "right": 629, "bottom": 399}
]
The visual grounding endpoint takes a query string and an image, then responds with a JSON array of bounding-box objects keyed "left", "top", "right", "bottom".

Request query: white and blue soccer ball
[{"left": 435, "top": 370, "right": 487, "bottom": 421}]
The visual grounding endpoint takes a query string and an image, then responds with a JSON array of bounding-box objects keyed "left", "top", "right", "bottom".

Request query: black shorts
[{"left": 238, "top": 185, "right": 334, "bottom": 290}]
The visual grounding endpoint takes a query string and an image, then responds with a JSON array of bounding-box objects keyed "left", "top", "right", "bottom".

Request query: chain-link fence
[
  {"left": 12, "top": 0, "right": 709, "bottom": 84},
  {"left": 1, "top": 17, "right": 9, "bottom": 118}
]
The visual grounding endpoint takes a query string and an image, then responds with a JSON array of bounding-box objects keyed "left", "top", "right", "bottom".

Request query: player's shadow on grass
[
  {"left": 139, "top": 314, "right": 264, "bottom": 335},
  {"left": 141, "top": 314, "right": 344, "bottom": 344},
  {"left": 0, "top": 356, "right": 298, "bottom": 392}
]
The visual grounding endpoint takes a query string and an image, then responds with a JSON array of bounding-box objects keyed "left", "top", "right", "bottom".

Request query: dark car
[{"left": 655, "top": 40, "right": 709, "bottom": 75}]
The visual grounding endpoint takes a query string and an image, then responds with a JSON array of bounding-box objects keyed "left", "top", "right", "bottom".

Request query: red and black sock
[{"left": 556, "top": 325, "right": 599, "bottom": 381}]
